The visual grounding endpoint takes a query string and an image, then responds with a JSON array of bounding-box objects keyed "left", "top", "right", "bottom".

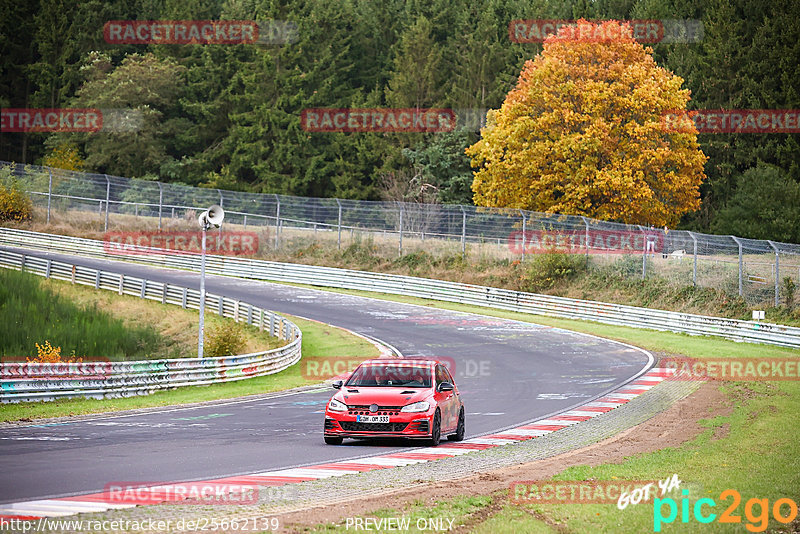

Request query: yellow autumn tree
[
  {"left": 42, "top": 142, "right": 85, "bottom": 172},
  {"left": 466, "top": 19, "right": 706, "bottom": 226}
]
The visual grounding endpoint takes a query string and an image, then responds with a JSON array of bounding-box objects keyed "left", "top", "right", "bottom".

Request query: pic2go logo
[{"left": 654, "top": 489, "right": 798, "bottom": 532}]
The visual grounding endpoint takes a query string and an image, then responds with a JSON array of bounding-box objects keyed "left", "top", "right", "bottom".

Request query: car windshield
[{"left": 345, "top": 364, "right": 432, "bottom": 388}]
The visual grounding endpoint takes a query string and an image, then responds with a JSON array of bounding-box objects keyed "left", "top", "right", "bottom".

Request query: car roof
[{"left": 357, "top": 359, "right": 439, "bottom": 367}]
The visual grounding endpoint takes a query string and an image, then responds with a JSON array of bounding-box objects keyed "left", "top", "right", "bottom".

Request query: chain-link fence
[{"left": 2, "top": 161, "right": 799, "bottom": 307}]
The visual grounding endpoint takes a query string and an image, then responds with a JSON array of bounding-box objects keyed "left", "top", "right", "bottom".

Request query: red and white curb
[{"left": 0, "top": 367, "right": 675, "bottom": 521}]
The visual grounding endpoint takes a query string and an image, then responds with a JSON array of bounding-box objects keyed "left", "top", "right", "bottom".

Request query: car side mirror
[
  {"left": 438, "top": 382, "right": 454, "bottom": 392},
  {"left": 332, "top": 380, "right": 342, "bottom": 390}
]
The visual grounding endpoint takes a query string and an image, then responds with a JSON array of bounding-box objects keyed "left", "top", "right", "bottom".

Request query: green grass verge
[{"left": 0, "top": 314, "right": 378, "bottom": 423}]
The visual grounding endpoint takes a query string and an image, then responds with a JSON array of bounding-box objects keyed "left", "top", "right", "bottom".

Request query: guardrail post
[
  {"left": 270, "top": 314, "right": 275, "bottom": 336},
  {"left": 20, "top": 254, "right": 26, "bottom": 271},
  {"left": 243, "top": 214, "right": 247, "bottom": 228},
  {"left": 688, "top": 231, "right": 698, "bottom": 286},
  {"left": 162, "top": 284, "right": 167, "bottom": 304},
  {"left": 398, "top": 205, "right": 404, "bottom": 257},
  {"left": 157, "top": 182, "right": 163, "bottom": 230},
  {"left": 259, "top": 309, "right": 264, "bottom": 331},
  {"left": 45, "top": 260, "right": 51, "bottom": 279},
  {"left": 104, "top": 175, "right": 110, "bottom": 232},
  {"left": 182, "top": 287, "right": 187, "bottom": 308},
  {"left": 519, "top": 210, "right": 526, "bottom": 262},
  {"left": 95, "top": 271, "right": 100, "bottom": 289},
  {"left": 336, "top": 199, "right": 342, "bottom": 249},
  {"left": 118, "top": 274, "right": 124, "bottom": 295},
  {"left": 46, "top": 169, "right": 53, "bottom": 224},
  {"left": 274, "top": 194, "right": 280, "bottom": 249},
  {"left": 218, "top": 297, "right": 224, "bottom": 316},
  {"left": 768, "top": 240, "right": 780, "bottom": 306},
  {"left": 731, "top": 236, "right": 743, "bottom": 297},
  {"left": 71, "top": 265, "right": 76, "bottom": 284},
  {"left": 247, "top": 305, "right": 253, "bottom": 325},
  {"left": 140, "top": 279, "right": 146, "bottom": 299},
  {"left": 460, "top": 206, "right": 466, "bottom": 257}
]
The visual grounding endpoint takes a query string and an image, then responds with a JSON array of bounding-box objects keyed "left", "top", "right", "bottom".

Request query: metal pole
[
  {"left": 158, "top": 182, "right": 163, "bottom": 230},
  {"left": 217, "top": 189, "right": 223, "bottom": 240},
  {"left": 768, "top": 240, "right": 779, "bottom": 306},
  {"left": 46, "top": 169, "right": 53, "bottom": 224},
  {"left": 198, "top": 225, "right": 207, "bottom": 359},
  {"left": 274, "top": 194, "right": 280, "bottom": 249},
  {"left": 460, "top": 206, "right": 466, "bottom": 256},
  {"left": 398, "top": 205, "right": 404, "bottom": 256},
  {"left": 639, "top": 226, "right": 647, "bottom": 279},
  {"left": 731, "top": 236, "right": 743, "bottom": 296},
  {"left": 104, "top": 175, "right": 110, "bottom": 232},
  {"left": 581, "top": 216, "right": 589, "bottom": 267},
  {"left": 689, "top": 231, "right": 698, "bottom": 286},
  {"left": 336, "top": 199, "right": 342, "bottom": 249},
  {"left": 519, "top": 210, "right": 526, "bottom": 262}
]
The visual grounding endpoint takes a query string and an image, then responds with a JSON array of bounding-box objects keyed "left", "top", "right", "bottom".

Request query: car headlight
[
  {"left": 401, "top": 401, "right": 430, "bottom": 413},
  {"left": 328, "top": 399, "right": 347, "bottom": 412}
]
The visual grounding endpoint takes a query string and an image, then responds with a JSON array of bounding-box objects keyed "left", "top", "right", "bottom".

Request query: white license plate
[{"left": 356, "top": 415, "right": 390, "bottom": 423}]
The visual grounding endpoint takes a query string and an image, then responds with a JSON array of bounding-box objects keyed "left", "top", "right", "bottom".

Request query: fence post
[
  {"left": 336, "top": 198, "right": 342, "bottom": 249},
  {"left": 731, "top": 236, "right": 743, "bottom": 297},
  {"left": 47, "top": 169, "right": 53, "bottom": 224},
  {"left": 104, "top": 175, "right": 110, "bottom": 232},
  {"left": 460, "top": 206, "right": 466, "bottom": 256},
  {"left": 217, "top": 189, "right": 224, "bottom": 239},
  {"left": 689, "top": 231, "right": 698, "bottom": 286},
  {"left": 768, "top": 241, "right": 780, "bottom": 306},
  {"left": 519, "top": 210, "right": 526, "bottom": 262},
  {"left": 398, "top": 204, "right": 404, "bottom": 256},
  {"left": 157, "top": 182, "right": 163, "bottom": 230},
  {"left": 581, "top": 216, "right": 590, "bottom": 267},
  {"left": 274, "top": 194, "right": 280, "bottom": 249},
  {"left": 638, "top": 226, "right": 647, "bottom": 279}
]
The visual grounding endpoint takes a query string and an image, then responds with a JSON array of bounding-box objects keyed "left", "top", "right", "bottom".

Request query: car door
[{"left": 434, "top": 364, "right": 457, "bottom": 431}]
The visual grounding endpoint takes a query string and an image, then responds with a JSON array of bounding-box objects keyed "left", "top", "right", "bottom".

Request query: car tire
[
  {"left": 429, "top": 410, "right": 441, "bottom": 447},
  {"left": 324, "top": 436, "right": 343, "bottom": 445},
  {"left": 448, "top": 408, "right": 465, "bottom": 441}
]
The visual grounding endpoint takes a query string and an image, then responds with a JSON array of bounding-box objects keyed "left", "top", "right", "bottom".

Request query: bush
[
  {"left": 521, "top": 252, "right": 587, "bottom": 292},
  {"left": 783, "top": 277, "right": 796, "bottom": 310},
  {"left": 205, "top": 321, "right": 247, "bottom": 357},
  {"left": 0, "top": 180, "right": 33, "bottom": 222}
]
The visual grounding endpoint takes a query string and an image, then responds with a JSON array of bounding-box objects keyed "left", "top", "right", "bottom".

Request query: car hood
[{"left": 335, "top": 387, "right": 432, "bottom": 407}]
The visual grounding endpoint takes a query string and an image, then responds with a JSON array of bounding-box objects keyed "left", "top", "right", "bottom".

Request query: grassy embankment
[{"left": 0, "top": 268, "right": 378, "bottom": 422}]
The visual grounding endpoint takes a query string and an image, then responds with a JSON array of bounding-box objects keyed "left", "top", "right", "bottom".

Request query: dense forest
[{"left": 1, "top": 0, "right": 799, "bottom": 239}]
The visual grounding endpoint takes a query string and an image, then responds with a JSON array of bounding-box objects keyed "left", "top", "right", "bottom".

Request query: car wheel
[
  {"left": 324, "top": 436, "right": 343, "bottom": 445},
  {"left": 448, "top": 408, "right": 465, "bottom": 441},
  {"left": 429, "top": 410, "right": 441, "bottom": 446}
]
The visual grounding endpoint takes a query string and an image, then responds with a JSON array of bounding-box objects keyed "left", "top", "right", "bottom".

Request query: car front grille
[
  {"left": 339, "top": 422, "right": 408, "bottom": 432},
  {"left": 348, "top": 405, "right": 402, "bottom": 416}
]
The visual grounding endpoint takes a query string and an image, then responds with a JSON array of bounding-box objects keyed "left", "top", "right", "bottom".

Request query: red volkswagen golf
[{"left": 323, "top": 359, "right": 465, "bottom": 446}]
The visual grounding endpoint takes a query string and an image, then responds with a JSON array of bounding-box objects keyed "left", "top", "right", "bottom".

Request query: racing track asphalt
[{"left": 0, "top": 248, "right": 652, "bottom": 504}]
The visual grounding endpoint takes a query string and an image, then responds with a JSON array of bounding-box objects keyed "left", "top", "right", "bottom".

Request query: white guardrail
[
  {"left": 2, "top": 228, "right": 800, "bottom": 349},
  {"left": 0, "top": 246, "right": 302, "bottom": 403}
]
